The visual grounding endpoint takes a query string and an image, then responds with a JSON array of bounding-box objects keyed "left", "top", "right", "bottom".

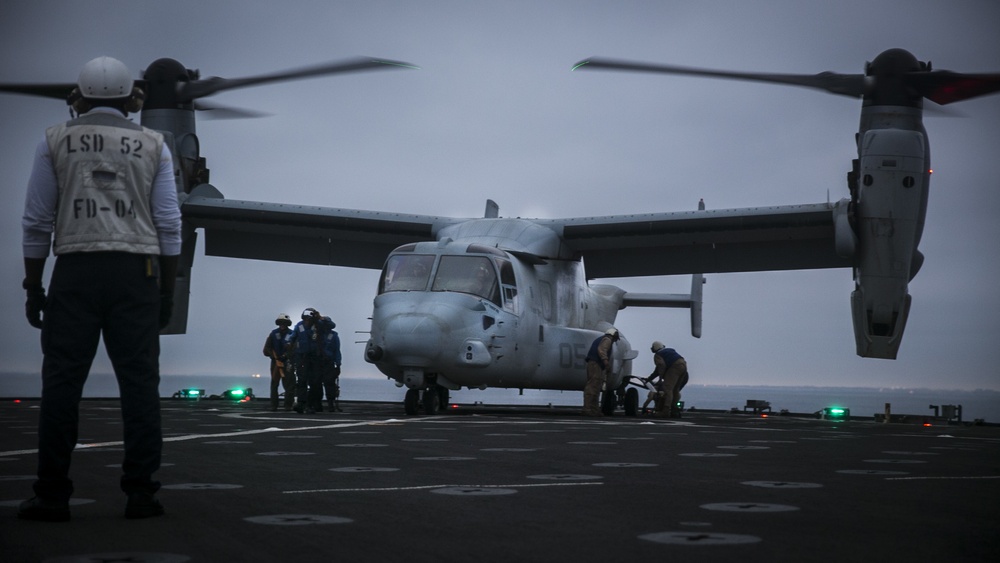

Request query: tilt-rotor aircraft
[{"left": 4, "top": 50, "right": 998, "bottom": 416}]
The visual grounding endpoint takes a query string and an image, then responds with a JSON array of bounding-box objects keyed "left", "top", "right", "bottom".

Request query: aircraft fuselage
[{"left": 363, "top": 220, "right": 635, "bottom": 400}]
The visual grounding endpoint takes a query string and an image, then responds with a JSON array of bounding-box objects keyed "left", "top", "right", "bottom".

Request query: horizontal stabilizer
[
  {"left": 621, "top": 293, "right": 695, "bottom": 308},
  {"left": 622, "top": 273, "right": 705, "bottom": 338}
]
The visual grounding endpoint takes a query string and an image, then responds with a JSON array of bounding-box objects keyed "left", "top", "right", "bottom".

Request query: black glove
[
  {"left": 25, "top": 285, "right": 45, "bottom": 329},
  {"left": 159, "top": 292, "right": 174, "bottom": 330}
]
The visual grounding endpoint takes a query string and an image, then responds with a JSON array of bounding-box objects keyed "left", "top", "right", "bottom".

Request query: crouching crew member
[{"left": 650, "top": 341, "right": 689, "bottom": 418}]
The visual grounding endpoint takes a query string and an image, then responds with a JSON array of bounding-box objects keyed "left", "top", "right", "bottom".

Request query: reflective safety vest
[{"left": 45, "top": 112, "right": 165, "bottom": 255}]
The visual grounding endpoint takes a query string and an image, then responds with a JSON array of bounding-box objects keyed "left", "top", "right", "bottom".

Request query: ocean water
[{"left": 3, "top": 372, "right": 998, "bottom": 422}]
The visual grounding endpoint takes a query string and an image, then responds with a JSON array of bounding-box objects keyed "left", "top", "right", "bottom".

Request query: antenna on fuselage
[{"left": 485, "top": 199, "right": 499, "bottom": 218}]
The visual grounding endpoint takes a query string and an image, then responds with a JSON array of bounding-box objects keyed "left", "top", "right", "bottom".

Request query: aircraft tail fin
[
  {"left": 690, "top": 273, "right": 704, "bottom": 338},
  {"left": 621, "top": 273, "right": 705, "bottom": 338}
]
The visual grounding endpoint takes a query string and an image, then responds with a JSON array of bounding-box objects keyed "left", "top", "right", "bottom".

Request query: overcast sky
[{"left": 1, "top": 0, "right": 998, "bottom": 393}]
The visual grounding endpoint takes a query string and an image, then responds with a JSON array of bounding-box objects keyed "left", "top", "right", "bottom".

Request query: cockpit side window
[
  {"left": 497, "top": 258, "right": 518, "bottom": 313},
  {"left": 380, "top": 254, "right": 435, "bottom": 293},
  {"left": 431, "top": 255, "right": 500, "bottom": 305}
]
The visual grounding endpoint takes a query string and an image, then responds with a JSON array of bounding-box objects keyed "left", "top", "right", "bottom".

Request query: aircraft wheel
[
  {"left": 624, "top": 388, "right": 639, "bottom": 417},
  {"left": 404, "top": 388, "right": 420, "bottom": 416},
  {"left": 600, "top": 390, "right": 615, "bottom": 416},
  {"left": 422, "top": 388, "right": 440, "bottom": 415},
  {"left": 437, "top": 387, "right": 450, "bottom": 411}
]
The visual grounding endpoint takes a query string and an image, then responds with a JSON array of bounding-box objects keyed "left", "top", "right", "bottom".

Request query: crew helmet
[
  {"left": 78, "top": 57, "right": 133, "bottom": 99},
  {"left": 301, "top": 308, "right": 318, "bottom": 319},
  {"left": 651, "top": 341, "right": 665, "bottom": 352},
  {"left": 605, "top": 328, "right": 619, "bottom": 338},
  {"left": 275, "top": 313, "right": 291, "bottom": 326}
]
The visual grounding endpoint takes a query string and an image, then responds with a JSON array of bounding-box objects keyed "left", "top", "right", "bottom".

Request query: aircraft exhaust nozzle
[
  {"left": 851, "top": 285, "right": 911, "bottom": 359},
  {"left": 159, "top": 222, "right": 199, "bottom": 335}
]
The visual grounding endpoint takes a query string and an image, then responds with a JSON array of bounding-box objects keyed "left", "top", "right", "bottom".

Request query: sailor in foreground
[{"left": 19, "top": 56, "right": 181, "bottom": 521}]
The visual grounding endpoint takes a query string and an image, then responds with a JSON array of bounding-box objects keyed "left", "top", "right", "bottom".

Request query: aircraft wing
[
  {"left": 538, "top": 200, "right": 855, "bottom": 278},
  {"left": 181, "top": 184, "right": 461, "bottom": 269},
  {"left": 182, "top": 184, "right": 855, "bottom": 277}
]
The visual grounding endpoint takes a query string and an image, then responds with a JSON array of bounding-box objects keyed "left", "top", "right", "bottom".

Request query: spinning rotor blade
[
  {"left": 574, "top": 51, "right": 1000, "bottom": 107},
  {"left": 177, "top": 57, "right": 419, "bottom": 102},
  {"left": 573, "top": 57, "right": 867, "bottom": 98},
  {"left": 0, "top": 82, "right": 76, "bottom": 101},
  {"left": 193, "top": 100, "right": 271, "bottom": 119},
  {"left": 908, "top": 70, "right": 1000, "bottom": 105}
]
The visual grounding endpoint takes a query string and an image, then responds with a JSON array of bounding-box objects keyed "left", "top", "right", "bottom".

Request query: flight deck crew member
[
  {"left": 320, "top": 316, "right": 342, "bottom": 412},
  {"left": 264, "top": 313, "right": 295, "bottom": 411},
  {"left": 290, "top": 308, "right": 323, "bottom": 413},
  {"left": 650, "top": 341, "right": 689, "bottom": 418},
  {"left": 19, "top": 57, "right": 181, "bottom": 521},
  {"left": 641, "top": 380, "right": 661, "bottom": 415},
  {"left": 582, "top": 328, "right": 619, "bottom": 416}
]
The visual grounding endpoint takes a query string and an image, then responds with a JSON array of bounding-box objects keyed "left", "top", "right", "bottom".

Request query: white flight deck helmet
[
  {"left": 605, "top": 328, "right": 619, "bottom": 339},
  {"left": 651, "top": 341, "right": 665, "bottom": 353},
  {"left": 275, "top": 313, "right": 292, "bottom": 327},
  {"left": 78, "top": 56, "right": 133, "bottom": 99}
]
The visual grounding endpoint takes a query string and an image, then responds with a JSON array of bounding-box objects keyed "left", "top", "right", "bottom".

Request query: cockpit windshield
[
  {"left": 432, "top": 255, "right": 500, "bottom": 305},
  {"left": 379, "top": 252, "right": 512, "bottom": 310},
  {"left": 380, "top": 254, "right": 434, "bottom": 292}
]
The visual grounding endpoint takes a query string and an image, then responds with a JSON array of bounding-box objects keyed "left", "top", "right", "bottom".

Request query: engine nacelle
[{"left": 850, "top": 128, "right": 928, "bottom": 359}]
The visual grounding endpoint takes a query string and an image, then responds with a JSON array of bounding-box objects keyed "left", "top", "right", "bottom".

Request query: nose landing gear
[{"left": 403, "top": 385, "right": 450, "bottom": 415}]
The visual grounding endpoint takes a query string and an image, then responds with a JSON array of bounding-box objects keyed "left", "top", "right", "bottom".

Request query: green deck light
[
  {"left": 822, "top": 406, "right": 850, "bottom": 420},
  {"left": 174, "top": 388, "right": 205, "bottom": 399},
  {"left": 221, "top": 387, "right": 254, "bottom": 401}
]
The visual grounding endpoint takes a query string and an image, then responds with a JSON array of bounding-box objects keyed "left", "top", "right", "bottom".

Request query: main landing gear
[
  {"left": 403, "top": 385, "right": 450, "bottom": 416},
  {"left": 602, "top": 380, "right": 640, "bottom": 417}
]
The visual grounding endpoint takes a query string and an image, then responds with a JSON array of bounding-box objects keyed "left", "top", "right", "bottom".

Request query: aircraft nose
[{"left": 379, "top": 313, "right": 445, "bottom": 367}]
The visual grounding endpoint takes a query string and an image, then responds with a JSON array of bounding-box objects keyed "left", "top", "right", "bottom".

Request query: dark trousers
[
  {"left": 322, "top": 363, "right": 340, "bottom": 408},
  {"left": 295, "top": 354, "right": 323, "bottom": 410},
  {"left": 35, "top": 252, "right": 162, "bottom": 501}
]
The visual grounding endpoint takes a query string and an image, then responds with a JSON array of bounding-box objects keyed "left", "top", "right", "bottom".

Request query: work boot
[
  {"left": 17, "top": 497, "right": 70, "bottom": 522},
  {"left": 125, "top": 492, "right": 165, "bottom": 519}
]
